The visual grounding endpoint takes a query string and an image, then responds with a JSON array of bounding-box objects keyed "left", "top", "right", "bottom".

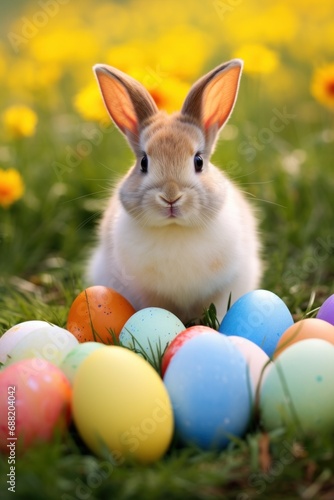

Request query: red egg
[
  {"left": 161, "top": 325, "right": 218, "bottom": 377},
  {"left": 0, "top": 358, "right": 72, "bottom": 453}
]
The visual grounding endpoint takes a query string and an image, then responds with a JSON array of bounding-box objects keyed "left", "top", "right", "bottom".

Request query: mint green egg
[
  {"left": 119, "top": 307, "right": 185, "bottom": 361},
  {"left": 260, "top": 338, "right": 334, "bottom": 436},
  {"left": 60, "top": 342, "right": 105, "bottom": 384}
]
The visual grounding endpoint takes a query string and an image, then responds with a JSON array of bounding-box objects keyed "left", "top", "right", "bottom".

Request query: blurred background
[{"left": 0, "top": 0, "right": 333, "bottom": 307}]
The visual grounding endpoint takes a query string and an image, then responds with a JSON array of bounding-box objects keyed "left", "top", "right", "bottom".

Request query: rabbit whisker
[{"left": 76, "top": 211, "right": 103, "bottom": 231}]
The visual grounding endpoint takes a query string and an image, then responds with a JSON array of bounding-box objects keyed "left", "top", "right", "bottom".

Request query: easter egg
[
  {"left": 161, "top": 325, "right": 218, "bottom": 377},
  {"left": 219, "top": 290, "right": 294, "bottom": 357},
  {"left": 67, "top": 286, "right": 135, "bottom": 344},
  {"left": 317, "top": 294, "right": 334, "bottom": 326},
  {"left": 72, "top": 346, "right": 173, "bottom": 464},
  {"left": 0, "top": 320, "right": 50, "bottom": 365},
  {"left": 0, "top": 358, "right": 71, "bottom": 453},
  {"left": 4, "top": 325, "right": 79, "bottom": 367},
  {"left": 274, "top": 318, "right": 334, "bottom": 358},
  {"left": 228, "top": 336, "right": 271, "bottom": 392},
  {"left": 163, "top": 333, "right": 252, "bottom": 450},
  {"left": 119, "top": 308, "right": 185, "bottom": 362},
  {"left": 260, "top": 339, "right": 334, "bottom": 436},
  {"left": 59, "top": 342, "right": 106, "bottom": 384}
]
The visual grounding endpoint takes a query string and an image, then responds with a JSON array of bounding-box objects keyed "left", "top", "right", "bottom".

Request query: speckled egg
[
  {"left": 119, "top": 307, "right": 185, "bottom": 361},
  {"left": 164, "top": 333, "right": 252, "bottom": 450},
  {"left": 161, "top": 325, "right": 218, "bottom": 377},
  {"left": 67, "top": 286, "right": 136, "bottom": 344},
  {"left": 260, "top": 339, "right": 334, "bottom": 436}
]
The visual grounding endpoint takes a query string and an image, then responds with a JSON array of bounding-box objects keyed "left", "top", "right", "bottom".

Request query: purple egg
[{"left": 317, "top": 294, "right": 334, "bottom": 326}]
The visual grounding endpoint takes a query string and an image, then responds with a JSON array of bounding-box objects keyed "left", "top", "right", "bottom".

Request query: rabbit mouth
[
  {"left": 167, "top": 204, "right": 179, "bottom": 218},
  {"left": 163, "top": 205, "right": 180, "bottom": 221},
  {"left": 158, "top": 193, "right": 183, "bottom": 220},
  {"left": 158, "top": 203, "right": 184, "bottom": 224}
]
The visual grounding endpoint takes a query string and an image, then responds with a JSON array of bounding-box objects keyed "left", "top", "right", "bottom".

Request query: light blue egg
[
  {"left": 219, "top": 290, "right": 294, "bottom": 357},
  {"left": 163, "top": 333, "right": 252, "bottom": 450},
  {"left": 119, "top": 307, "right": 185, "bottom": 362}
]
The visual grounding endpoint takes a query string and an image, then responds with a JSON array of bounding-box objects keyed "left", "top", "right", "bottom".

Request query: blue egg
[
  {"left": 163, "top": 333, "right": 252, "bottom": 450},
  {"left": 219, "top": 290, "right": 294, "bottom": 357}
]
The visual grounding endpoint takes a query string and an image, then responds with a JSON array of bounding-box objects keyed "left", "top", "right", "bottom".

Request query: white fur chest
[{"left": 112, "top": 206, "right": 241, "bottom": 307}]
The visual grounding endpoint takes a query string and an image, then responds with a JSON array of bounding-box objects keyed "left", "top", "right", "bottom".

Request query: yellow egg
[{"left": 72, "top": 346, "right": 174, "bottom": 464}]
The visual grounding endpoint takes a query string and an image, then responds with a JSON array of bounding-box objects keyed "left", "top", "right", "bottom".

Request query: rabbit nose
[
  {"left": 160, "top": 181, "right": 182, "bottom": 205},
  {"left": 159, "top": 194, "right": 182, "bottom": 205}
]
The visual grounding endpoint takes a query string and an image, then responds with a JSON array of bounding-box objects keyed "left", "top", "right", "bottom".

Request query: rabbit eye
[
  {"left": 140, "top": 154, "right": 148, "bottom": 173},
  {"left": 194, "top": 153, "right": 203, "bottom": 172}
]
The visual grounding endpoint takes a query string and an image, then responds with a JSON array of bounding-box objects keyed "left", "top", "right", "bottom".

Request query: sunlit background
[{"left": 0, "top": 0, "right": 333, "bottom": 300}]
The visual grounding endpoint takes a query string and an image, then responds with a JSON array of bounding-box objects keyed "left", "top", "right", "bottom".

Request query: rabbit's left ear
[
  {"left": 181, "top": 59, "right": 243, "bottom": 146},
  {"left": 93, "top": 64, "right": 158, "bottom": 151}
]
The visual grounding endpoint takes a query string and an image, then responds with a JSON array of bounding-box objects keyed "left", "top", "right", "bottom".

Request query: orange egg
[
  {"left": 274, "top": 318, "right": 334, "bottom": 358},
  {"left": 67, "top": 286, "right": 136, "bottom": 344}
]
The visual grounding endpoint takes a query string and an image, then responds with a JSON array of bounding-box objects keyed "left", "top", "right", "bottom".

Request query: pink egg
[
  {"left": 0, "top": 358, "right": 72, "bottom": 453},
  {"left": 228, "top": 336, "right": 271, "bottom": 393}
]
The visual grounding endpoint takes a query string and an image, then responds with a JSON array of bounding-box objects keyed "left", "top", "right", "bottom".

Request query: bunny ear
[
  {"left": 181, "top": 59, "right": 243, "bottom": 143},
  {"left": 93, "top": 64, "right": 158, "bottom": 149}
]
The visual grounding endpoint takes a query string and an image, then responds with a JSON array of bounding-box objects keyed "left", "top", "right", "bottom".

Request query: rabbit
[{"left": 87, "top": 59, "right": 262, "bottom": 324}]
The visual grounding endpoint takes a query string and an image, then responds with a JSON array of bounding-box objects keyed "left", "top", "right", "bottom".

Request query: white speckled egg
[{"left": 119, "top": 308, "right": 185, "bottom": 361}]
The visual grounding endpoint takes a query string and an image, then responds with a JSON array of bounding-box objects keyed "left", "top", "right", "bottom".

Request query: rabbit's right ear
[
  {"left": 93, "top": 64, "right": 159, "bottom": 151},
  {"left": 181, "top": 59, "right": 243, "bottom": 149}
]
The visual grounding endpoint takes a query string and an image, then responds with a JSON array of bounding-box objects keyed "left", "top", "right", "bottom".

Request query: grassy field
[{"left": 1, "top": 0, "right": 334, "bottom": 498}]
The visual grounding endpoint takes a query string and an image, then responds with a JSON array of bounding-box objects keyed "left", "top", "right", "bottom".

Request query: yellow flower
[
  {"left": 120, "top": 67, "right": 190, "bottom": 113},
  {"left": 233, "top": 44, "right": 279, "bottom": 75},
  {"left": 7, "top": 60, "right": 61, "bottom": 92},
  {"left": 154, "top": 26, "right": 213, "bottom": 80},
  {"left": 74, "top": 83, "right": 109, "bottom": 122},
  {"left": 311, "top": 64, "right": 334, "bottom": 110},
  {"left": 148, "top": 77, "right": 191, "bottom": 113},
  {"left": 3, "top": 105, "right": 38, "bottom": 138},
  {"left": 106, "top": 41, "right": 154, "bottom": 74},
  {"left": 0, "top": 169, "right": 25, "bottom": 208},
  {"left": 30, "top": 28, "right": 100, "bottom": 65}
]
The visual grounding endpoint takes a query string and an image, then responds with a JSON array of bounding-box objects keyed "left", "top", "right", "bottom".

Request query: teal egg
[{"left": 119, "top": 308, "right": 185, "bottom": 361}]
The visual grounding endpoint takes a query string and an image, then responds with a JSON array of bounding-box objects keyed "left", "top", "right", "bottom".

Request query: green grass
[{"left": 1, "top": 56, "right": 334, "bottom": 500}]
